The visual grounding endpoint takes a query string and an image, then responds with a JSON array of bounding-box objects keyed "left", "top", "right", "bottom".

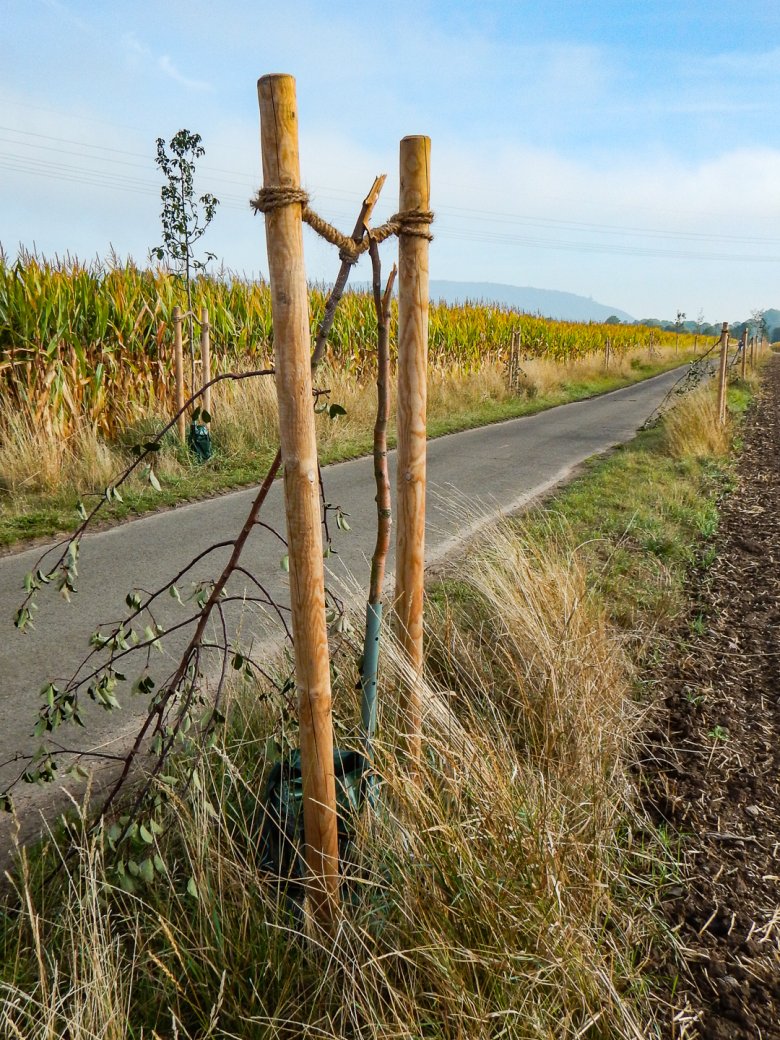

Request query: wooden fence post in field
[
  {"left": 395, "top": 134, "right": 431, "bottom": 773},
  {"left": 750, "top": 334, "right": 756, "bottom": 369},
  {"left": 741, "top": 327, "right": 748, "bottom": 380},
  {"left": 717, "top": 321, "right": 729, "bottom": 427},
  {"left": 257, "top": 73, "right": 340, "bottom": 924},
  {"left": 173, "top": 305, "right": 186, "bottom": 440},
  {"left": 200, "top": 306, "right": 211, "bottom": 418},
  {"left": 507, "top": 329, "right": 522, "bottom": 391}
]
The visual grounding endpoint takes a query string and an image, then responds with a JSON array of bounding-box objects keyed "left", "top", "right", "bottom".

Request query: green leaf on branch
[{"left": 14, "top": 603, "right": 38, "bottom": 632}]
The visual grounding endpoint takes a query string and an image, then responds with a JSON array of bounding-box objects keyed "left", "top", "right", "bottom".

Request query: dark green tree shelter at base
[{"left": 152, "top": 129, "right": 219, "bottom": 459}]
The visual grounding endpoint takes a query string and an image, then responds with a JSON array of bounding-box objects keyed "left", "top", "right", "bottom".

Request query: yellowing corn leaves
[{"left": 0, "top": 255, "right": 694, "bottom": 437}]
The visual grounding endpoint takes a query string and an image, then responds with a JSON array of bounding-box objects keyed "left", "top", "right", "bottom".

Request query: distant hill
[{"left": 427, "top": 281, "right": 635, "bottom": 323}]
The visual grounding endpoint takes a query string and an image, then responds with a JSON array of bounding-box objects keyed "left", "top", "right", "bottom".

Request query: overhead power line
[
  {"left": 3, "top": 124, "right": 780, "bottom": 248},
  {"left": 3, "top": 128, "right": 780, "bottom": 264}
]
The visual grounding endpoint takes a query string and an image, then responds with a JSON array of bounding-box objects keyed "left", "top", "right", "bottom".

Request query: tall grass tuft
[{"left": 664, "top": 386, "right": 730, "bottom": 459}]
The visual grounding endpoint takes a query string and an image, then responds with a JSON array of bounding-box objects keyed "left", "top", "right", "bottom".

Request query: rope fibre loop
[{"left": 251, "top": 187, "right": 433, "bottom": 264}]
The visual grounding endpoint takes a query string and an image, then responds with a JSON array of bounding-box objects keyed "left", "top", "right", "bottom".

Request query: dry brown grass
[
  {"left": 516, "top": 346, "right": 663, "bottom": 397},
  {"left": 664, "top": 385, "right": 729, "bottom": 459},
  {"left": 0, "top": 413, "right": 184, "bottom": 500},
  {"left": 0, "top": 416, "right": 119, "bottom": 496}
]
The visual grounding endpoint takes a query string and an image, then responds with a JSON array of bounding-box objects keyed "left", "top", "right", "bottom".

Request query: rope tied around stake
[{"left": 251, "top": 187, "right": 433, "bottom": 264}]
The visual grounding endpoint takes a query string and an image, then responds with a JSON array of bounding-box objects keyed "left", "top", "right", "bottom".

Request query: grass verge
[
  {"left": 0, "top": 348, "right": 694, "bottom": 550},
  {"left": 0, "top": 376, "right": 753, "bottom": 1039}
]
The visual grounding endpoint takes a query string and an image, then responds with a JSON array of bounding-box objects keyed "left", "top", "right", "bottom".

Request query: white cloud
[
  {"left": 157, "top": 55, "right": 212, "bottom": 93},
  {"left": 122, "top": 33, "right": 212, "bottom": 91}
]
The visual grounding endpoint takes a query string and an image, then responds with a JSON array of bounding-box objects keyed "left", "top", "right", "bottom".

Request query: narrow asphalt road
[{"left": 0, "top": 366, "right": 686, "bottom": 814}]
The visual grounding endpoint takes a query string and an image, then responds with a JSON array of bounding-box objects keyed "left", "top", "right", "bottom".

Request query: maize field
[{"left": 0, "top": 253, "right": 696, "bottom": 438}]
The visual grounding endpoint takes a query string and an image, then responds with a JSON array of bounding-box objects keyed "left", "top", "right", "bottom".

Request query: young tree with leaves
[{"left": 151, "top": 129, "right": 219, "bottom": 395}]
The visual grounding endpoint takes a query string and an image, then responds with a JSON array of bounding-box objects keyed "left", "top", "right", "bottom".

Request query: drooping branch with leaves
[{"left": 3, "top": 178, "right": 396, "bottom": 897}]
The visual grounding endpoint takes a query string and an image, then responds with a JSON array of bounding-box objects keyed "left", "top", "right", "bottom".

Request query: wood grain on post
[
  {"left": 173, "top": 305, "right": 186, "bottom": 440},
  {"left": 200, "top": 307, "right": 211, "bottom": 418},
  {"left": 257, "top": 73, "right": 339, "bottom": 923},
  {"left": 394, "top": 135, "right": 431, "bottom": 772},
  {"left": 717, "top": 321, "right": 729, "bottom": 427}
]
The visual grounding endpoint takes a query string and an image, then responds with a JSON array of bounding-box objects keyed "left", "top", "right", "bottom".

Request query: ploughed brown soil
[{"left": 643, "top": 358, "right": 780, "bottom": 1038}]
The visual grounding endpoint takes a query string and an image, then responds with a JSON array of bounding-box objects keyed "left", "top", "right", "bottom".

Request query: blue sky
[{"left": 3, "top": 0, "right": 780, "bottom": 320}]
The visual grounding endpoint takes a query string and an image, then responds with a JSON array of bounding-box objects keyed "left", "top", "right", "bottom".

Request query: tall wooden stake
[
  {"left": 717, "top": 321, "right": 729, "bottom": 427},
  {"left": 740, "top": 327, "right": 748, "bottom": 380},
  {"left": 200, "top": 306, "right": 211, "bottom": 418},
  {"left": 257, "top": 73, "right": 339, "bottom": 924},
  {"left": 395, "top": 135, "right": 431, "bottom": 772},
  {"left": 173, "top": 305, "right": 186, "bottom": 441}
]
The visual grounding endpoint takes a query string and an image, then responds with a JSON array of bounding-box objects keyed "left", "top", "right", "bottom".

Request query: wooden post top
[
  {"left": 399, "top": 136, "right": 431, "bottom": 212},
  {"left": 257, "top": 75, "right": 300, "bottom": 187}
]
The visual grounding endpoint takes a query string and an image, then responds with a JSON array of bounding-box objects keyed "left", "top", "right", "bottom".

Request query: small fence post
[
  {"left": 717, "top": 321, "right": 729, "bottom": 427},
  {"left": 508, "top": 330, "right": 520, "bottom": 390},
  {"left": 173, "top": 305, "right": 186, "bottom": 441},
  {"left": 257, "top": 73, "right": 340, "bottom": 926},
  {"left": 200, "top": 306, "right": 211, "bottom": 418},
  {"left": 740, "top": 327, "right": 748, "bottom": 380},
  {"left": 395, "top": 134, "right": 431, "bottom": 774},
  {"left": 605, "top": 335, "right": 611, "bottom": 370},
  {"left": 750, "top": 334, "right": 756, "bottom": 369}
]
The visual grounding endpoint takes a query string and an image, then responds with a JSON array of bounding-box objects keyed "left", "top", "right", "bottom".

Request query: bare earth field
[{"left": 644, "top": 358, "right": 780, "bottom": 1038}]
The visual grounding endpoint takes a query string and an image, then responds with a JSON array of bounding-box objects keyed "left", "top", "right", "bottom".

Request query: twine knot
[
  {"left": 390, "top": 209, "right": 434, "bottom": 241},
  {"left": 251, "top": 186, "right": 310, "bottom": 213}
]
